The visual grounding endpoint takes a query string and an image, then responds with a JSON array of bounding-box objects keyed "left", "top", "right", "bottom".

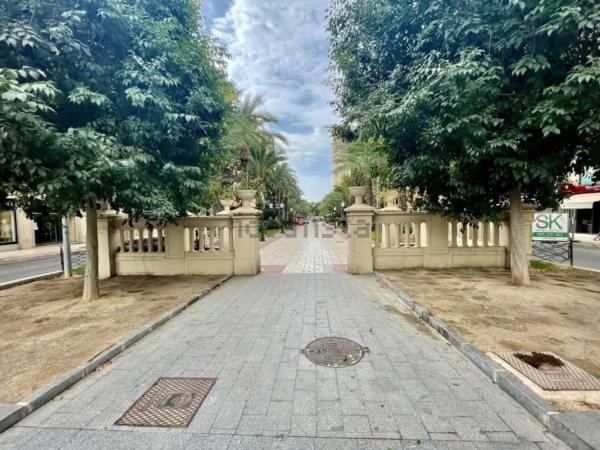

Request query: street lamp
[
  {"left": 290, "top": 208, "right": 294, "bottom": 230},
  {"left": 280, "top": 202, "right": 285, "bottom": 233},
  {"left": 341, "top": 202, "right": 346, "bottom": 232}
]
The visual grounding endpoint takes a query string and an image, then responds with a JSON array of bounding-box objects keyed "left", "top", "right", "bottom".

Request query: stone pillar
[
  {"left": 97, "top": 213, "right": 120, "bottom": 279},
  {"left": 423, "top": 214, "right": 450, "bottom": 268},
  {"left": 232, "top": 191, "right": 261, "bottom": 275},
  {"left": 165, "top": 223, "right": 185, "bottom": 259},
  {"left": 232, "top": 210, "right": 261, "bottom": 275},
  {"left": 346, "top": 205, "right": 375, "bottom": 274}
]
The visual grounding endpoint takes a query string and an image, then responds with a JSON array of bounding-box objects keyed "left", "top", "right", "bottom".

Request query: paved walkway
[
  {"left": 0, "top": 271, "right": 568, "bottom": 448},
  {"left": 261, "top": 223, "right": 347, "bottom": 273}
]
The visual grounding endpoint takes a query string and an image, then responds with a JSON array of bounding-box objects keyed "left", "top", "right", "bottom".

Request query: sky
[{"left": 201, "top": 0, "right": 336, "bottom": 202}]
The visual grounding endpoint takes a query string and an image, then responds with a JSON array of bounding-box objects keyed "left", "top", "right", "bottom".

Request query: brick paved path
[
  {"left": 1, "top": 270, "right": 568, "bottom": 448},
  {"left": 260, "top": 223, "right": 347, "bottom": 273}
]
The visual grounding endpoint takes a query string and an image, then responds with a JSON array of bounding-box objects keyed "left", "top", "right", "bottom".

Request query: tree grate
[
  {"left": 496, "top": 352, "right": 600, "bottom": 391},
  {"left": 115, "top": 378, "right": 216, "bottom": 428}
]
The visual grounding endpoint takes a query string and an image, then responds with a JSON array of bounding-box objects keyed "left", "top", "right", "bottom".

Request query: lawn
[
  {"left": 384, "top": 266, "right": 600, "bottom": 409},
  {"left": 0, "top": 274, "right": 227, "bottom": 403}
]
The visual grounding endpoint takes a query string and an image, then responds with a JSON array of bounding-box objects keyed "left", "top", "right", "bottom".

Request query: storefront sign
[{"left": 532, "top": 213, "right": 569, "bottom": 241}]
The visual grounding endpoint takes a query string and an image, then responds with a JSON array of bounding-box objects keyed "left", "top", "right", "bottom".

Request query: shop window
[{"left": 0, "top": 209, "right": 17, "bottom": 244}]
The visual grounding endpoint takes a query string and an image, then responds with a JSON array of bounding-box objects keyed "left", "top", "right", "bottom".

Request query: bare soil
[
  {"left": 0, "top": 275, "right": 226, "bottom": 403},
  {"left": 384, "top": 267, "right": 600, "bottom": 390}
]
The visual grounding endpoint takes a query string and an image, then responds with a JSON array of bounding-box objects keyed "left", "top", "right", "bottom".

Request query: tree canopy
[
  {"left": 328, "top": 0, "right": 600, "bottom": 284},
  {"left": 328, "top": 0, "right": 600, "bottom": 221},
  {"left": 1, "top": 0, "right": 230, "bottom": 219},
  {"left": 0, "top": 0, "right": 231, "bottom": 298}
]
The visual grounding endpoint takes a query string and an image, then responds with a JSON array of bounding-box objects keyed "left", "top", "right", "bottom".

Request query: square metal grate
[
  {"left": 496, "top": 352, "right": 600, "bottom": 391},
  {"left": 116, "top": 378, "right": 216, "bottom": 428}
]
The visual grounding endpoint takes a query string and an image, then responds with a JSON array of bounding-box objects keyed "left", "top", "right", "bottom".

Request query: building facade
[
  {"left": 560, "top": 169, "right": 600, "bottom": 235},
  {"left": 0, "top": 204, "right": 86, "bottom": 252}
]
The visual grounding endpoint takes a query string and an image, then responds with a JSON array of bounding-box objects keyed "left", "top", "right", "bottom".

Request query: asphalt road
[
  {"left": 0, "top": 252, "right": 86, "bottom": 284},
  {"left": 573, "top": 242, "right": 600, "bottom": 271}
]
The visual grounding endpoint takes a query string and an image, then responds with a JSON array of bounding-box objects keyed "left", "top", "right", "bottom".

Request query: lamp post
[
  {"left": 341, "top": 201, "right": 346, "bottom": 232},
  {"left": 280, "top": 202, "right": 285, "bottom": 233}
]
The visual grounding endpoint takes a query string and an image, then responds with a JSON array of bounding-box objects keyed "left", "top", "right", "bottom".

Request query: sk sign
[{"left": 532, "top": 213, "right": 569, "bottom": 241}]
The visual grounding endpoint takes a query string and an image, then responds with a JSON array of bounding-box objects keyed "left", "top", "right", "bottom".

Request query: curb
[
  {"left": 374, "top": 271, "right": 596, "bottom": 450},
  {"left": 0, "top": 271, "right": 63, "bottom": 291},
  {"left": 0, "top": 274, "right": 233, "bottom": 434}
]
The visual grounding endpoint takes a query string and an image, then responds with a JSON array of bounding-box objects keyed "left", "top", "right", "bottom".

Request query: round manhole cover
[{"left": 302, "top": 337, "right": 368, "bottom": 368}]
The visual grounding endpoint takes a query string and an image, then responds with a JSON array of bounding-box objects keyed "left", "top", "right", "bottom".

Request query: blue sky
[{"left": 202, "top": 0, "right": 336, "bottom": 202}]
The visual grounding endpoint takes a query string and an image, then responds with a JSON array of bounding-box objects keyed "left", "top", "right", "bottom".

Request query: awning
[{"left": 561, "top": 193, "right": 600, "bottom": 210}]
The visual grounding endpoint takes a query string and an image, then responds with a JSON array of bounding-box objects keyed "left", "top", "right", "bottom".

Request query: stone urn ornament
[
  {"left": 237, "top": 190, "right": 257, "bottom": 209},
  {"left": 218, "top": 199, "right": 234, "bottom": 216},
  {"left": 381, "top": 190, "right": 400, "bottom": 211},
  {"left": 349, "top": 186, "right": 368, "bottom": 206}
]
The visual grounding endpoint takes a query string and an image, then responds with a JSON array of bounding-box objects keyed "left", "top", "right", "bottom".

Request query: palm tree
[
  {"left": 248, "top": 146, "right": 286, "bottom": 202},
  {"left": 267, "top": 163, "right": 300, "bottom": 220},
  {"left": 223, "top": 93, "right": 288, "bottom": 153},
  {"left": 341, "top": 139, "right": 394, "bottom": 206}
]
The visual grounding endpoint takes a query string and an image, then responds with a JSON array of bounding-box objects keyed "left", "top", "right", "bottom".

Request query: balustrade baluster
[
  {"left": 494, "top": 224, "right": 501, "bottom": 247},
  {"left": 157, "top": 228, "right": 164, "bottom": 252},
  {"left": 483, "top": 222, "right": 490, "bottom": 247},
  {"left": 209, "top": 227, "right": 215, "bottom": 251},
  {"left": 118, "top": 229, "right": 125, "bottom": 253},
  {"left": 472, "top": 223, "right": 479, "bottom": 248},
  {"left": 451, "top": 222, "right": 458, "bottom": 247},
  {"left": 415, "top": 222, "right": 421, "bottom": 248},
  {"left": 137, "top": 229, "right": 144, "bottom": 253},
  {"left": 188, "top": 227, "right": 195, "bottom": 252},
  {"left": 403, "top": 222, "right": 410, "bottom": 247}
]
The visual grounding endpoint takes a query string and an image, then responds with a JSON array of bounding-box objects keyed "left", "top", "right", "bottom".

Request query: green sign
[{"left": 532, "top": 213, "right": 569, "bottom": 241}]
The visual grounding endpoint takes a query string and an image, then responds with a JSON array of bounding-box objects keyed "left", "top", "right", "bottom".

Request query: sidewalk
[
  {"left": 573, "top": 233, "right": 600, "bottom": 247},
  {"left": 0, "top": 243, "right": 86, "bottom": 263},
  {"left": 0, "top": 273, "right": 567, "bottom": 449}
]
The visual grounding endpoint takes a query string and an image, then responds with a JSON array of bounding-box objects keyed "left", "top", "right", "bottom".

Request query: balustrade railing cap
[
  {"left": 345, "top": 204, "right": 375, "bottom": 213},
  {"left": 232, "top": 206, "right": 261, "bottom": 216}
]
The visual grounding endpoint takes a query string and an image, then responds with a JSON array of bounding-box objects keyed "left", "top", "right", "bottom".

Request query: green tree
[
  {"left": 0, "top": 0, "right": 229, "bottom": 299},
  {"left": 328, "top": 0, "right": 600, "bottom": 285}
]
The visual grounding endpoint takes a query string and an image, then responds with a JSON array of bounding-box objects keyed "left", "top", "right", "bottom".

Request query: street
[
  {"left": 573, "top": 242, "right": 600, "bottom": 271},
  {"left": 0, "top": 252, "right": 85, "bottom": 284}
]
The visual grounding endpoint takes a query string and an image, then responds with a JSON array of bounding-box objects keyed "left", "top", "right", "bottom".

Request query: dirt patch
[
  {"left": 0, "top": 275, "right": 226, "bottom": 403},
  {"left": 384, "top": 267, "right": 600, "bottom": 409}
]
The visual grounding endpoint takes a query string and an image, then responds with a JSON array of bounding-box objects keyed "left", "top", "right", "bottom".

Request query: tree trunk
[
  {"left": 82, "top": 195, "right": 100, "bottom": 301},
  {"left": 509, "top": 187, "right": 530, "bottom": 286}
]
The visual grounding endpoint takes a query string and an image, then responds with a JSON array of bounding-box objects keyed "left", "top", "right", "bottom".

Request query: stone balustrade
[
  {"left": 97, "top": 209, "right": 261, "bottom": 279},
  {"left": 346, "top": 195, "right": 533, "bottom": 274}
]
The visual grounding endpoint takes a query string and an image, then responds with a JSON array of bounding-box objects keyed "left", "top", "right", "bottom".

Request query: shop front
[
  {"left": 0, "top": 208, "right": 18, "bottom": 246},
  {"left": 561, "top": 184, "right": 600, "bottom": 235}
]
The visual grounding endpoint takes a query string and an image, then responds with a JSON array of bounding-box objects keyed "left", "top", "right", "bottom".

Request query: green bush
[{"left": 267, "top": 219, "right": 282, "bottom": 230}]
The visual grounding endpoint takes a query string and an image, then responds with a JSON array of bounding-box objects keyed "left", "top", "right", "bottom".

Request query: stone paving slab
[
  {"left": 0, "top": 273, "right": 569, "bottom": 449},
  {"left": 260, "top": 224, "right": 347, "bottom": 273}
]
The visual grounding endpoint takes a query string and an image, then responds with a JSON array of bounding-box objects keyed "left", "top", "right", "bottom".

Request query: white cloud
[{"left": 210, "top": 0, "right": 337, "bottom": 200}]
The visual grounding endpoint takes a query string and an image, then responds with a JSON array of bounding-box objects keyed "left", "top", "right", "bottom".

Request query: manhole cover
[
  {"left": 116, "top": 378, "right": 216, "bottom": 428},
  {"left": 496, "top": 352, "right": 600, "bottom": 391},
  {"left": 302, "top": 337, "right": 368, "bottom": 368}
]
